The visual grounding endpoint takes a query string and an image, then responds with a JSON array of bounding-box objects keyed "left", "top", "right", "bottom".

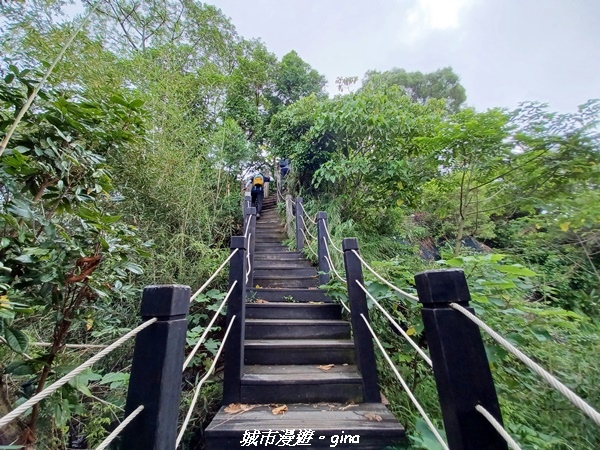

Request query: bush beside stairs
[{"left": 205, "top": 195, "right": 406, "bottom": 449}]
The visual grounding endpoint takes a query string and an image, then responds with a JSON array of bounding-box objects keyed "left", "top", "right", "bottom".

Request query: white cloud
[{"left": 403, "top": 0, "right": 474, "bottom": 43}]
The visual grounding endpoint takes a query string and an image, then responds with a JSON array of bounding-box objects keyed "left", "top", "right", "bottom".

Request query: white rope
[
  {"left": 339, "top": 298, "right": 351, "bottom": 314},
  {"left": 323, "top": 236, "right": 346, "bottom": 283},
  {"left": 299, "top": 227, "right": 318, "bottom": 258},
  {"left": 323, "top": 224, "right": 344, "bottom": 254},
  {"left": 190, "top": 248, "right": 239, "bottom": 302},
  {"left": 176, "top": 316, "right": 236, "bottom": 447},
  {"left": 183, "top": 281, "right": 237, "bottom": 370},
  {"left": 356, "top": 280, "right": 432, "bottom": 367},
  {"left": 361, "top": 314, "right": 449, "bottom": 450},
  {"left": 94, "top": 405, "right": 144, "bottom": 450},
  {"left": 243, "top": 218, "right": 251, "bottom": 239},
  {"left": 32, "top": 342, "right": 108, "bottom": 349},
  {"left": 351, "top": 250, "right": 419, "bottom": 302},
  {"left": 246, "top": 234, "right": 252, "bottom": 284},
  {"left": 325, "top": 255, "right": 346, "bottom": 284},
  {"left": 450, "top": 302, "right": 600, "bottom": 427},
  {"left": 303, "top": 220, "right": 317, "bottom": 240},
  {"left": 0, "top": 0, "right": 104, "bottom": 156},
  {"left": 475, "top": 405, "right": 522, "bottom": 450},
  {"left": 306, "top": 213, "right": 317, "bottom": 225},
  {"left": 0, "top": 318, "right": 157, "bottom": 428}
]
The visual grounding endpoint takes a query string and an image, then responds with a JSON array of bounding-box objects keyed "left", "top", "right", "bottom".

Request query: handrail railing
[{"left": 288, "top": 195, "right": 600, "bottom": 449}]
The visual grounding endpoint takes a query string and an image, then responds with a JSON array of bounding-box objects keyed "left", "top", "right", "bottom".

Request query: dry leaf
[
  {"left": 255, "top": 285, "right": 261, "bottom": 288},
  {"left": 340, "top": 403, "right": 357, "bottom": 411},
  {"left": 308, "top": 301, "right": 323, "bottom": 304},
  {"left": 364, "top": 412, "right": 382, "bottom": 422},
  {"left": 272, "top": 405, "right": 288, "bottom": 415},
  {"left": 256, "top": 299, "right": 269, "bottom": 303},
  {"left": 224, "top": 403, "right": 253, "bottom": 414},
  {"left": 318, "top": 364, "right": 334, "bottom": 372}
]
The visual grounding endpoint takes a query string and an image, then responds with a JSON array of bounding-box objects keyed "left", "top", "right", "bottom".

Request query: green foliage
[{"left": 362, "top": 66, "right": 466, "bottom": 112}]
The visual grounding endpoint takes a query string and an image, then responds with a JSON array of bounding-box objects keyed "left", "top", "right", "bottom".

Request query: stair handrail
[
  {"left": 360, "top": 313, "right": 449, "bottom": 450},
  {"left": 176, "top": 315, "right": 237, "bottom": 447}
]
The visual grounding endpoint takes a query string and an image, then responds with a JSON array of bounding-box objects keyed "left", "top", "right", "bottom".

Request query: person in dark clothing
[
  {"left": 247, "top": 173, "right": 271, "bottom": 218},
  {"left": 279, "top": 159, "right": 290, "bottom": 179}
]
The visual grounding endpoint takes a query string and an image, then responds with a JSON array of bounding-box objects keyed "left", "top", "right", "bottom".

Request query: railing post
[
  {"left": 122, "top": 285, "right": 190, "bottom": 450},
  {"left": 243, "top": 192, "right": 251, "bottom": 230},
  {"left": 317, "top": 212, "right": 330, "bottom": 285},
  {"left": 222, "top": 236, "right": 247, "bottom": 404},
  {"left": 415, "top": 269, "right": 507, "bottom": 450},
  {"left": 285, "top": 194, "right": 294, "bottom": 239},
  {"left": 246, "top": 206, "right": 256, "bottom": 288},
  {"left": 342, "top": 238, "right": 380, "bottom": 403},
  {"left": 295, "top": 197, "right": 304, "bottom": 251}
]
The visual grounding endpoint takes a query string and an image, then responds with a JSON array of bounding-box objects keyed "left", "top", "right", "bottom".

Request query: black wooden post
[
  {"left": 415, "top": 269, "right": 507, "bottom": 450},
  {"left": 243, "top": 192, "right": 251, "bottom": 230},
  {"left": 295, "top": 197, "right": 304, "bottom": 251},
  {"left": 122, "top": 285, "right": 190, "bottom": 450},
  {"left": 342, "top": 238, "right": 380, "bottom": 403},
  {"left": 246, "top": 206, "right": 256, "bottom": 288},
  {"left": 317, "top": 211, "right": 330, "bottom": 285},
  {"left": 222, "top": 236, "right": 247, "bottom": 404}
]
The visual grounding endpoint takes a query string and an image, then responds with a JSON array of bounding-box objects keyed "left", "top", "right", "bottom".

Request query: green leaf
[
  {"left": 128, "top": 99, "right": 144, "bottom": 109},
  {"left": 4, "top": 327, "right": 28, "bottom": 353},
  {"left": 496, "top": 265, "right": 537, "bottom": 277},
  {"left": 124, "top": 262, "right": 143, "bottom": 275}
]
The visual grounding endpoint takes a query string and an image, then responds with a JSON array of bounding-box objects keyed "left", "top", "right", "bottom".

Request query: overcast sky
[{"left": 207, "top": 0, "right": 600, "bottom": 113}]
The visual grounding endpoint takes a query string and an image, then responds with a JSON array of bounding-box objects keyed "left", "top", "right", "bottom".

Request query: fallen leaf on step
[
  {"left": 309, "top": 301, "right": 323, "bottom": 304},
  {"left": 272, "top": 405, "right": 288, "bottom": 415},
  {"left": 224, "top": 403, "right": 254, "bottom": 414},
  {"left": 340, "top": 403, "right": 357, "bottom": 410},
  {"left": 256, "top": 299, "right": 269, "bottom": 303},
  {"left": 364, "top": 412, "right": 382, "bottom": 422},
  {"left": 255, "top": 285, "right": 261, "bottom": 288},
  {"left": 318, "top": 364, "right": 334, "bottom": 372}
]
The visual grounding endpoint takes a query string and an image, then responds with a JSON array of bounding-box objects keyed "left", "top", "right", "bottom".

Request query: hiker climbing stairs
[{"left": 205, "top": 195, "right": 405, "bottom": 449}]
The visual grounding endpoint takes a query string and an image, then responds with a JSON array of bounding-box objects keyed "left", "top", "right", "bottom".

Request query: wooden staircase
[{"left": 205, "top": 196, "right": 405, "bottom": 449}]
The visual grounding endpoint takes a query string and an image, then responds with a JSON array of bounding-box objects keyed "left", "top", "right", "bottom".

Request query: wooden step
[
  {"left": 254, "top": 276, "right": 320, "bottom": 289},
  {"left": 246, "top": 303, "right": 342, "bottom": 320},
  {"left": 254, "top": 253, "right": 304, "bottom": 260},
  {"left": 246, "top": 319, "right": 350, "bottom": 339},
  {"left": 254, "top": 268, "right": 317, "bottom": 278},
  {"left": 241, "top": 365, "right": 363, "bottom": 403},
  {"left": 205, "top": 403, "right": 406, "bottom": 450},
  {"left": 245, "top": 339, "right": 355, "bottom": 365},
  {"left": 248, "top": 288, "right": 332, "bottom": 302},
  {"left": 254, "top": 260, "right": 314, "bottom": 269}
]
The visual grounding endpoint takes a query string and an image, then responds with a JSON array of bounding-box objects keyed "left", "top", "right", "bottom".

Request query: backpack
[{"left": 253, "top": 174, "right": 264, "bottom": 187}]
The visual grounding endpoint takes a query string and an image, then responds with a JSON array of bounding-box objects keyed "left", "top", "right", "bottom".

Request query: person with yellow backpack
[{"left": 246, "top": 172, "right": 271, "bottom": 218}]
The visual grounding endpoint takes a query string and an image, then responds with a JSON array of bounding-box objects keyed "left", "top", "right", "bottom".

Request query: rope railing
[
  {"left": 299, "top": 226, "right": 318, "bottom": 258},
  {"left": 356, "top": 280, "right": 432, "bottom": 367},
  {"left": 475, "top": 405, "right": 522, "bottom": 450},
  {"left": 304, "top": 212, "right": 317, "bottom": 225},
  {"left": 183, "top": 281, "right": 237, "bottom": 370},
  {"left": 0, "top": 318, "right": 157, "bottom": 428},
  {"left": 360, "top": 314, "right": 449, "bottom": 450},
  {"left": 351, "top": 250, "right": 418, "bottom": 302},
  {"left": 246, "top": 234, "right": 252, "bottom": 284},
  {"left": 94, "top": 405, "right": 145, "bottom": 450},
  {"left": 450, "top": 302, "right": 600, "bottom": 427},
  {"left": 325, "top": 255, "right": 346, "bottom": 284},
  {"left": 322, "top": 237, "right": 346, "bottom": 283},
  {"left": 323, "top": 223, "right": 344, "bottom": 254},
  {"left": 176, "top": 315, "right": 237, "bottom": 447},
  {"left": 190, "top": 248, "right": 239, "bottom": 302},
  {"left": 303, "top": 219, "right": 317, "bottom": 240}
]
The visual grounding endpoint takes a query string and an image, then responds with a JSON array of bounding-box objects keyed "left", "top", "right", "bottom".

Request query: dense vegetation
[{"left": 0, "top": 1, "right": 598, "bottom": 449}]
